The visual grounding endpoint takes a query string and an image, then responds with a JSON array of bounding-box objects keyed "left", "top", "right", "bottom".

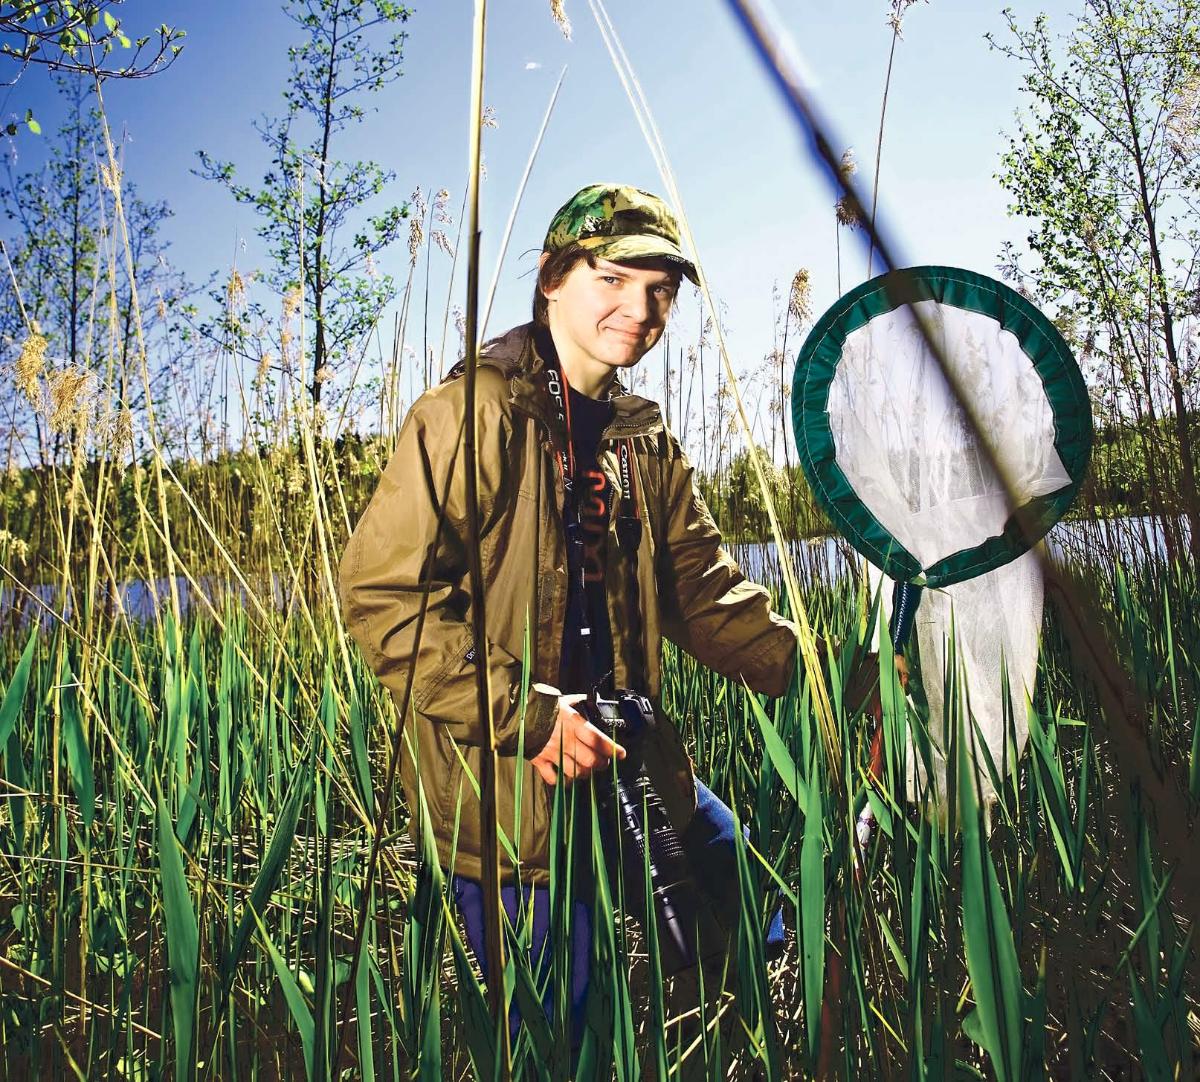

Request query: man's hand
[
  {"left": 894, "top": 652, "right": 910, "bottom": 690},
  {"left": 530, "top": 692, "right": 627, "bottom": 786}
]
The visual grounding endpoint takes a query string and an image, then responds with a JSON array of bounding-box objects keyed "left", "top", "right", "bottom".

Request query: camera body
[
  {"left": 581, "top": 689, "right": 655, "bottom": 748},
  {"left": 582, "top": 690, "right": 723, "bottom": 976}
]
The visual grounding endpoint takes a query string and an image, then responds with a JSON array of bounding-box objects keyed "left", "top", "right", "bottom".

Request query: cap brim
[{"left": 577, "top": 234, "right": 699, "bottom": 285}]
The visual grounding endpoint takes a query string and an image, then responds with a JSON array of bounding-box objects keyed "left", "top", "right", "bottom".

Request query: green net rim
[{"left": 791, "top": 265, "right": 1092, "bottom": 588}]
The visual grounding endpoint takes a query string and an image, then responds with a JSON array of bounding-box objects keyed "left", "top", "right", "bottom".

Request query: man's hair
[
  {"left": 532, "top": 246, "right": 684, "bottom": 327},
  {"left": 532, "top": 244, "right": 597, "bottom": 327}
]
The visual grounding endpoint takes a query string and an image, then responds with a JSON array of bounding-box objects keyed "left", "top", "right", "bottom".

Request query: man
[{"left": 338, "top": 183, "right": 798, "bottom": 1054}]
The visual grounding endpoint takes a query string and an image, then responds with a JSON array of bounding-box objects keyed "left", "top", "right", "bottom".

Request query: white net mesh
[
  {"left": 827, "top": 300, "right": 1071, "bottom": 570},
  {"left": 869, "top": 549, "right": 1044, "bottom": 808}
]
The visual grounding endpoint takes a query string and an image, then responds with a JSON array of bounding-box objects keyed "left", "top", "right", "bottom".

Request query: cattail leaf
[
  {"left": 445, "top": 910, "right": 496, "bottom": 1081},
  {"left": 220, "top": 729, "right": 314, "bottom": 990},
  {"left": 1026, "top": 705, "right": 1076, "bottom": 889},
  {"left": 732, "top": 801, "right": 781, "bottom": 1076},
  {"left": 348, "top": 691, "right": 372, "bottom": 813},
  {"left": 961, "top": 1007, "right": 985, "bottom": 1047},
  {"left": 61, "top": 679, "right": 95, "bottom": 830},
  {"left": 1189, "top": 699, "right": 1199, "bottom": 801},
  {"left": 865, "top": 786, "right": 893, "bottom": 839},
  {"left": 503, "top": 916, "right": 558, "bottom": 1071},
  {"left": 0, "top": 630, "right": 36, "bottom": 750},
  {"left": 448, "top": 734, "right": 521, "bottom": 866},
  {"left": 877, "top": 911, "right": 908, "bottom": 980},
  {"left": 746, "top": 684, "right": 810, "bottom": 808},
  {"left": 353, "top": 917, "right": 376, "bottom": 1082},
  {"left": 909, "top": 813, "right": 930, "bottom": 983},
  {"left": 156, "top": 791, "right": 199, "bottom": 1082},
  {"left": 402, "top": 759, "right": 446, "bottom": 1078},
  {"left": 577, "top": 802, "right": 619, "bottom": 1082},
  {"left": 1022, "top": 947, "right": 1049, "bottom": 1079},
  {"left": 251, "top": 904, "right": 314, "bottom": 1079},
  {"left": 798, "top": 773, "right": 825, "bottom": 1060},
  {"left": 1072, "top": 724, "right": 1092, "bottom": 889},
  {"left": 639, "top": 786, "right": 670, "bottom": 1082},
  {"left": 1126, "top": 960, "right": 1172, "bottom": 1079},
  {"left": 958, "top": 701, "right": 1023, "bottom": 1082}
]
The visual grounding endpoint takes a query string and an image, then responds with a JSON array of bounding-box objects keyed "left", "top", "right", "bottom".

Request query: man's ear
[{"left": 538, "top": 251, "right": 560, "bottom": 302}]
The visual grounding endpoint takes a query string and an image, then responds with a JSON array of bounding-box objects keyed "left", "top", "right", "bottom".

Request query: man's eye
[{"left": 600, "top": 275, "right": 620, "bottom": 285}]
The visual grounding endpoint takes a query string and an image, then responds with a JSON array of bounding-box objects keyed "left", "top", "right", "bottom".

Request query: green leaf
[
  {"left": 799, "top": 775, "right": 826, "bottom": 1059},
  {"left": 220, "top": 732, "right": 314, "bottom": 991},
  {"left": 877, "top": 911, "right": 908, "bottom": 980},
  {"left": 0, "top": 630, "right": 37, "bottom": 749},
  {"left": 156, "top": 792, "right": 199, "bottom": 1081},
  {"left": 353, "top": 921, "right": 376, "bottom": 1082},
  {"left": 62, "top": 680, "right": 95, "bottom": 830},
  {"left": 252, "top": 905, "right": 314, "bottom": 1078},
  {"left": 961, "top": 1007, "right": 986, "bottom": 1048},
  {"left": 348, "top": 693, "right": 372, "bottom": 812},
  {"left": 958, "top": 701, "right": 1023, "bottom": 1082},
  {"left": 746, "top": 686, "right": 810, "bottom": 808},
  {"left": 445, "top": 912, "right": 495, "bottom": 1080}
]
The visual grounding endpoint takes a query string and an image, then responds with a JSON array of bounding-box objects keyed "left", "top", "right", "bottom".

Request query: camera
[{"left": 583, "top": 691, "right": 724, "bottom": 977}]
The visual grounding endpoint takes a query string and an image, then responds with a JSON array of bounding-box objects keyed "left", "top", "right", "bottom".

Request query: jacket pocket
[{"left": 445, "top": 741, "right": 555, "bottom": 881}]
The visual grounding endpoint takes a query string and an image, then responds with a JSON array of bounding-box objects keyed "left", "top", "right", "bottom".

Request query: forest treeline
[
  {"left": 1, "top": 411, "right": 1190, "bottom": 597},
  {"left": 2, "top": 0, "right": 1198, "bottom": 576}
]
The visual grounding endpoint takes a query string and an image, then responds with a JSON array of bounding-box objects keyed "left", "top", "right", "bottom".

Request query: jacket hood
[{"left": 451, "top": 322, "right": 664, "bottom": 439}]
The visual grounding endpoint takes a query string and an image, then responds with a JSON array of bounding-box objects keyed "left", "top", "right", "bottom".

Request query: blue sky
[{"left": 3, "top": 0, "right": 1082, "bottom": 448}]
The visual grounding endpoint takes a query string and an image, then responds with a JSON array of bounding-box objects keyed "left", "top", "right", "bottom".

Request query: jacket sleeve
[
  {"left": 655, "top": 433, "right": 799, "bottom": 697},
  {"left": 337, "top": 377, "right": 558, "bottom": 756}
]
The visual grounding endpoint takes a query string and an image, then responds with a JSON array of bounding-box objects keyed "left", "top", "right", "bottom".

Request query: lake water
[
  {"left": 0, "top": 516, "right": 1185, "bottom": 631},
  {"left": 730, "top": 514, "right": 1187, "bottom": 586},
  {"left": 0, "top": 571, "right": 294, "bottom": 632}
]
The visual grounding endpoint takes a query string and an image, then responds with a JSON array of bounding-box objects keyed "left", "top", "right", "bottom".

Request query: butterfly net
[{"left": 833, "top": 300, "right": 1068, "bottom": 805}]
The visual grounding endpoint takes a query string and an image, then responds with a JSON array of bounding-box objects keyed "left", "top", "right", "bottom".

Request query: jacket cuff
[{"left": 498, "top": 684, "right": 559, "bottom": 758}]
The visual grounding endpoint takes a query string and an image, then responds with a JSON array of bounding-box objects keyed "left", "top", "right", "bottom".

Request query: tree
[
  {"left": 991, "top": 0, "right": 1200, "bottom": 560},
  {"left": 1, "top": 77, "right": 191, "bottom": 470},
  {"left": 196, "top": 0, "right": 412, "bottom": 413},
  {"left": 701, "top": 444, "right": 830, "bottom": 543},
  {"left": 0, "top": 2, "right": 184, "bottom": 134}
]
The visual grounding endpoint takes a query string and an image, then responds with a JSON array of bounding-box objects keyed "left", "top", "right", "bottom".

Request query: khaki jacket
[{"left": 338, "top": 323, "right": 798, "bottom": 884}]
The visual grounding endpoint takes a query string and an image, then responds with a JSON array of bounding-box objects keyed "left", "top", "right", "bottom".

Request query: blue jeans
[{"left": 451, "top": 779, "right": 785, "bottom": 1050}]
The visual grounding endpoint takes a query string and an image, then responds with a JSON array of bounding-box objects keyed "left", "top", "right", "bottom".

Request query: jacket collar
[{"left": 469, "top": 322, "right": 664, "bottom": 439}]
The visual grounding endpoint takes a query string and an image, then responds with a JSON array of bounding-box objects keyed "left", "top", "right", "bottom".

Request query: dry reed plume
[
  {"left": 14, "top": 323, "right": 47, "bottom": 407},
  {"left": 46, "top": 364, "right": 99, "bottom": 435},
  {"left": 550, "top": 0, "right": 572, "bottom": 39},
  {"left": 835, "top": 148, "right": 860, "bottom": 228},
  {"left": 788, "top": 267, "right": 812, "bottom": 325}
]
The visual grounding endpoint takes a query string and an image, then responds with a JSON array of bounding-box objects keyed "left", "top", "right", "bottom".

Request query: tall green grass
[{"left": 0, "top": 548, "right": 1196, "bottom": 1077}]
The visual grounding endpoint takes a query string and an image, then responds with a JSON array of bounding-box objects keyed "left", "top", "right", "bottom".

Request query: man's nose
[{"left": 621, "top": 287, "right": 652, "bottom": 325}]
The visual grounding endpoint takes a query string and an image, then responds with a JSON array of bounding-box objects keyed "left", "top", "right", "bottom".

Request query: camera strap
[
  {"left": 540, "top": 335, "right": 649, "bottom": 695},
  {"left": 614, "top": 440, "right": 648, "bottom": 691}
]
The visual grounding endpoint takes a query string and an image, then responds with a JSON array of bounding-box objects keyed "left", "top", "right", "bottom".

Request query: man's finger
[
  {"left": 580, "top": 720, "right": 626, "bottom": 760},
  {"left": 567, "top": 741, "right": 608, "bottom": 773}
]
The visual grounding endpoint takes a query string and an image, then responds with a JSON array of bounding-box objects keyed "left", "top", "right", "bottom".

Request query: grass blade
[{"left": 156, "top": 790, "right": 200, "bottom": 1082}]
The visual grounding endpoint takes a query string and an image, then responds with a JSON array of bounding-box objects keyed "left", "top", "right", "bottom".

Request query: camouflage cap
[{"left": 543, "top": 183, "right": 699, "bottom": 284}]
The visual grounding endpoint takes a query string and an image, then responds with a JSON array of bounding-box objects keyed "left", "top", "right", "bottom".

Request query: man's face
[{"left": 542, "top": 255, "right": 680, "bottom": 377}]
